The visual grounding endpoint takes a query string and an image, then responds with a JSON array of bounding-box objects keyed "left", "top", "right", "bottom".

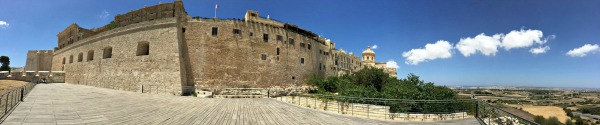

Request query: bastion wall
[
  {"left": 51, "top": 18, "right": 184, "bottom": 95},
  {"left": 184, "top": 18, "right": 338, "bottom": 88}
]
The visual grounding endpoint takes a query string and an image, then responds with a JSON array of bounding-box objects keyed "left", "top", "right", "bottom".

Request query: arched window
[
  {"left": 103, "top": 46, "right": 112, "bottom": 59},
  {"left": 69, "top": 55, "right": 73, "bottom": 63},
  {"left": 77, "top": 53, "right": 83, "bottom": 62},
  {"left": 87, "top": 50, "right": 94, "bottom": 61},
  {"left": 137, "top": 41, "right": 149, "bottom": 56}
]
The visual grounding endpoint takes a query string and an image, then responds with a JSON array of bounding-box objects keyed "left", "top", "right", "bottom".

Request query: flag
[{"left": 215, "top": 4, "right": 219, "bottom": 9}]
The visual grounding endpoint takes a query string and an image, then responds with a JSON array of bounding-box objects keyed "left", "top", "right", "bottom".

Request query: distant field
[
  {"left": 0, "top": 80, "right": 27, "bottom": 94},
  {"left": 510, "top": 105, "right": 569, "bottom": 123}
]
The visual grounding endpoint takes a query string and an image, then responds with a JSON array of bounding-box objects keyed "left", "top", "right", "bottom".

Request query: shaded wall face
[
  {"left": 185, "top": 19, "right": 340, "bottom": 89},
  {"left": 24, "top": 50, "right": 54, "bottom": 72},
  {"left": 51, "top": 18, "right": 183, "bottom": 95}
]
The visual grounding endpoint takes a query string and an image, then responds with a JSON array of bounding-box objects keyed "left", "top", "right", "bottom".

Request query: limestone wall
[
  {"left": 51, "top": 18, "right": 183, "bottom": 95},
  {"left": 24, "top": 50, "right": 53, "bottom": 71},
  {"left": 184, "top": 18, "right": 352, "bottom": 89}
]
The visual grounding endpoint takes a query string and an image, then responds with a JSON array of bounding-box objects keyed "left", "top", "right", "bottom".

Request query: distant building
[{"left": 361, "top": 46, "right": 397, "bottom": 77}]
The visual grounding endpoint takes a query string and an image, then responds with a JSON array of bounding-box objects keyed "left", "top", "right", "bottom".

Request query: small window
[
  {"left": 69, "top": 55, "right": 73, "bottom": 63},
  {"left": 212, "top": 27, "right": 218, "bottom": 36},
  {"left": 182, "top": 28, "right": 186, "bottom": 33},
  {"left": 62, "top": 57, "right": 66, "bottom": 64},
  {"left": 300, "top": 43, "right": 305, "bottom": 48},
  {"left": 87, "top": 50, "right": 94, "bottom": 61},
  {"left": 251, "top": 13, "right": 257, "bottom": 17},
  {"left": 289, "top": 38, "right": 294, "bottom": 45},
  {"left": 276, "top": 48, "right": 280, "bottom": 55},
  {"left": 233, "top": 29, "right": 241, "bottom": 35},
  {"left": 77, "top": 53, "right": 83, "bottom": 62},
  {"left": 292, "top": 76, "right": 295, "bottom": 80},
  {"left": 300, "top": 57, "right": 304, "bottom": 64},
  {"left": 103, "top": 47, "right": 113, "bottom": 59},
  {"left": 308, "top": 44, "right": 311, "bottom": 50},
  {"left": 250, "top": 32, "right": 253, "bottom": 36},
  {"left": 137, "top": 41, "right": 150, "bottom": 56},
  {"left": 261, "top": 54, "right": 267, "bottom": 60},
  {"left": 263, "top": 34, "right": 269, "bottom": 42},
  {"left": 276, "top": 35, "right": 283, "bottom": 41}
]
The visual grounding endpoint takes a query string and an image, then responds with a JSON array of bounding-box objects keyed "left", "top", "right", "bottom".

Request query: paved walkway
[{"left": 2, "top": 83, "right": 478, "bottom": 125}]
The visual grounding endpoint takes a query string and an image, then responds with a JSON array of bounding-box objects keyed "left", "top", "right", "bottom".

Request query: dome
[{"left": 362, "top": 46, "right": 375, "bottom": 55}]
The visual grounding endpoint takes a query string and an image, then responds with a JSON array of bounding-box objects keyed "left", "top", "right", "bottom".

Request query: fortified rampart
[
  {"left": 51, "top": 17, "right": 184, "bottom": 95},
  {"left": 40, "top": 1, "right": 395, "bottom": 95}
]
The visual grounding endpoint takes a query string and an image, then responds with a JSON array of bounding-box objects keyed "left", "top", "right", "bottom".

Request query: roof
[{"left": 362, "top": 46, "right": 375, "bottom": 54}]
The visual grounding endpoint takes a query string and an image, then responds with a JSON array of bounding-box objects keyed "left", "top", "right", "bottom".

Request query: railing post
[
  {"left": 475, "top": 100, "right": 479, "bottom": 118},
  {"left": 20, "top": 87, "right": 24, "bottom": 101},
  {"left": 367, "top": 102, "right": 370, "bottom": 118},
  {"left": 6, "top": 92, "right": 10, "bottom": 113},
  {"left": 324, "top": 97, "right": 328, "bottom": 111},
  {"left": 314, "top": 95, "right": 317, "bottom": 109}
]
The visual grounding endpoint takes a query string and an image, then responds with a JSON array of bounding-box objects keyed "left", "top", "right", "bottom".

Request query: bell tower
[{"left": 361, "top": 46, "right": 375, "bottom": 66}]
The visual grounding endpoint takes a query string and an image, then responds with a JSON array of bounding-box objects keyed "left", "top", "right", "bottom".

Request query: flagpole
[{"left": 214, "top": 6, "right": 216, "bottom": 18}]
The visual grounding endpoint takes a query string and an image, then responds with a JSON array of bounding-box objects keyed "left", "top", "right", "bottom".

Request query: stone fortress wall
[
  {"left": 184, "top": 17, "right": 364, "bottom": 88},
  {"left": 39, "top": 1, "right": 395, "bottom": 95},
  {"left": 51, "top": 17, "right": 184, "bottom": 95}
]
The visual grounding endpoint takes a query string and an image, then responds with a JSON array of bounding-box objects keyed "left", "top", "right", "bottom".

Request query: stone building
[
  {"left": 361, "top": 46, "right": 397, "bottom": 77},
  {"left": 47, "top": 1, "right": 397, "bottom": 95},
  {"left": 5, "top": 50, "right": 65, "bottom": 82}
]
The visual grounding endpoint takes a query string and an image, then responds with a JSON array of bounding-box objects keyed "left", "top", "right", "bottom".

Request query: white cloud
[
  {"left": 455, "top": 33, "right": 503, "bottom": 57},
  {"left": 386, "top": 60, "right": 399, "bottom": 68},
  {"left": 372, "top": 45, "right": 378, "bottom": 49},
  {"left": 402, "top": 40, "right": 453, "bottom": 65},
  {"left": 98, "top": 11, "right": 110, "bottom": 19},
  {"left": 501, "top": 29, "right": 545, "bottom": 50},
  {"left": 0, "top": 21, "right": 9, "bottom": 28},
  {"left": 566, "top": 44, "right": 600, "bottom": 57},
  {"left": 529, "top": 46, "right": 550, "bottom": 55}
]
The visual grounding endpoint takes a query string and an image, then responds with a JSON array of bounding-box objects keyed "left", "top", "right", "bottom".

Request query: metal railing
[
  {"left": 277, "top": 94, "right": 475, "bottom": 122},
  {"left": 276, "top": 94, "right": 540, "bottom": 124},
  {"left": 475, "top": 100, "right": 540, "bottom": 125},
  {"left": 0, "top": 82, "right": 37, "bottom": 121}
]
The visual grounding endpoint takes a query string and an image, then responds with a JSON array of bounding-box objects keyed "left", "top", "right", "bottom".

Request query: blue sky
[{"left": 1, "top": 0, "right": 599, "bottom": 88}]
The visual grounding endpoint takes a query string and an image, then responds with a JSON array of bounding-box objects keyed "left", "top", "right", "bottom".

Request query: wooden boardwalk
[{"left": 1, "top": 83, "right": 478, "bottom": 125}]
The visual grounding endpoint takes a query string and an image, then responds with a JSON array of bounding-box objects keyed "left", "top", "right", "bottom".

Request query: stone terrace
[{"left": 1, "top": 83, "right": 478, "bottom": 125}]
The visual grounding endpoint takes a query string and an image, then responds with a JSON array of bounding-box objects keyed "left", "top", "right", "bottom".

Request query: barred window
[
  {"left": 276, "top": 35, "right": 283, "bottom": 41},
  {"left": 263, "top": 34, "right": 269, "bottom": 42},
  {"left": 289, "top": 38, "right": 294, "bottom": 45},
  {"left": 233, "top": 29, "right": 241, "bottom": 35},
  {"left": 261, "top": 54, "right": 267, "bottom": 60},
  {"left": 212, "top": 27, "right": 218, "bottom": 36}
]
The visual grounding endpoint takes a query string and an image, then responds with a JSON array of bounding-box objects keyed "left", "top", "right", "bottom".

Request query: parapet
[
  {"left": 244, "top": 10, "right": 284, "bottom": 28},
  {"left": 114, "top": 1, "right": 186, "bottom": 27}
]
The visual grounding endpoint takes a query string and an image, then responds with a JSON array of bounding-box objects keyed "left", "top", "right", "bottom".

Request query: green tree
[
  {"left": 352, "top": 66, "right": 390, "bottom": 92},
  {"left": 0, "top": 56, "right": 10, "bottom": 73},
  {"left": 545, "top": 116, "right": 562, "bottom": 125},
  {"left": 574, "top": 117, "right": 587, "bottom": 125},
  {"left": 534, "top": 115, "right": 546, "bottom": 125},
  {"left": 566, "top": 119, "right": 575, "bottom": 125}
]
